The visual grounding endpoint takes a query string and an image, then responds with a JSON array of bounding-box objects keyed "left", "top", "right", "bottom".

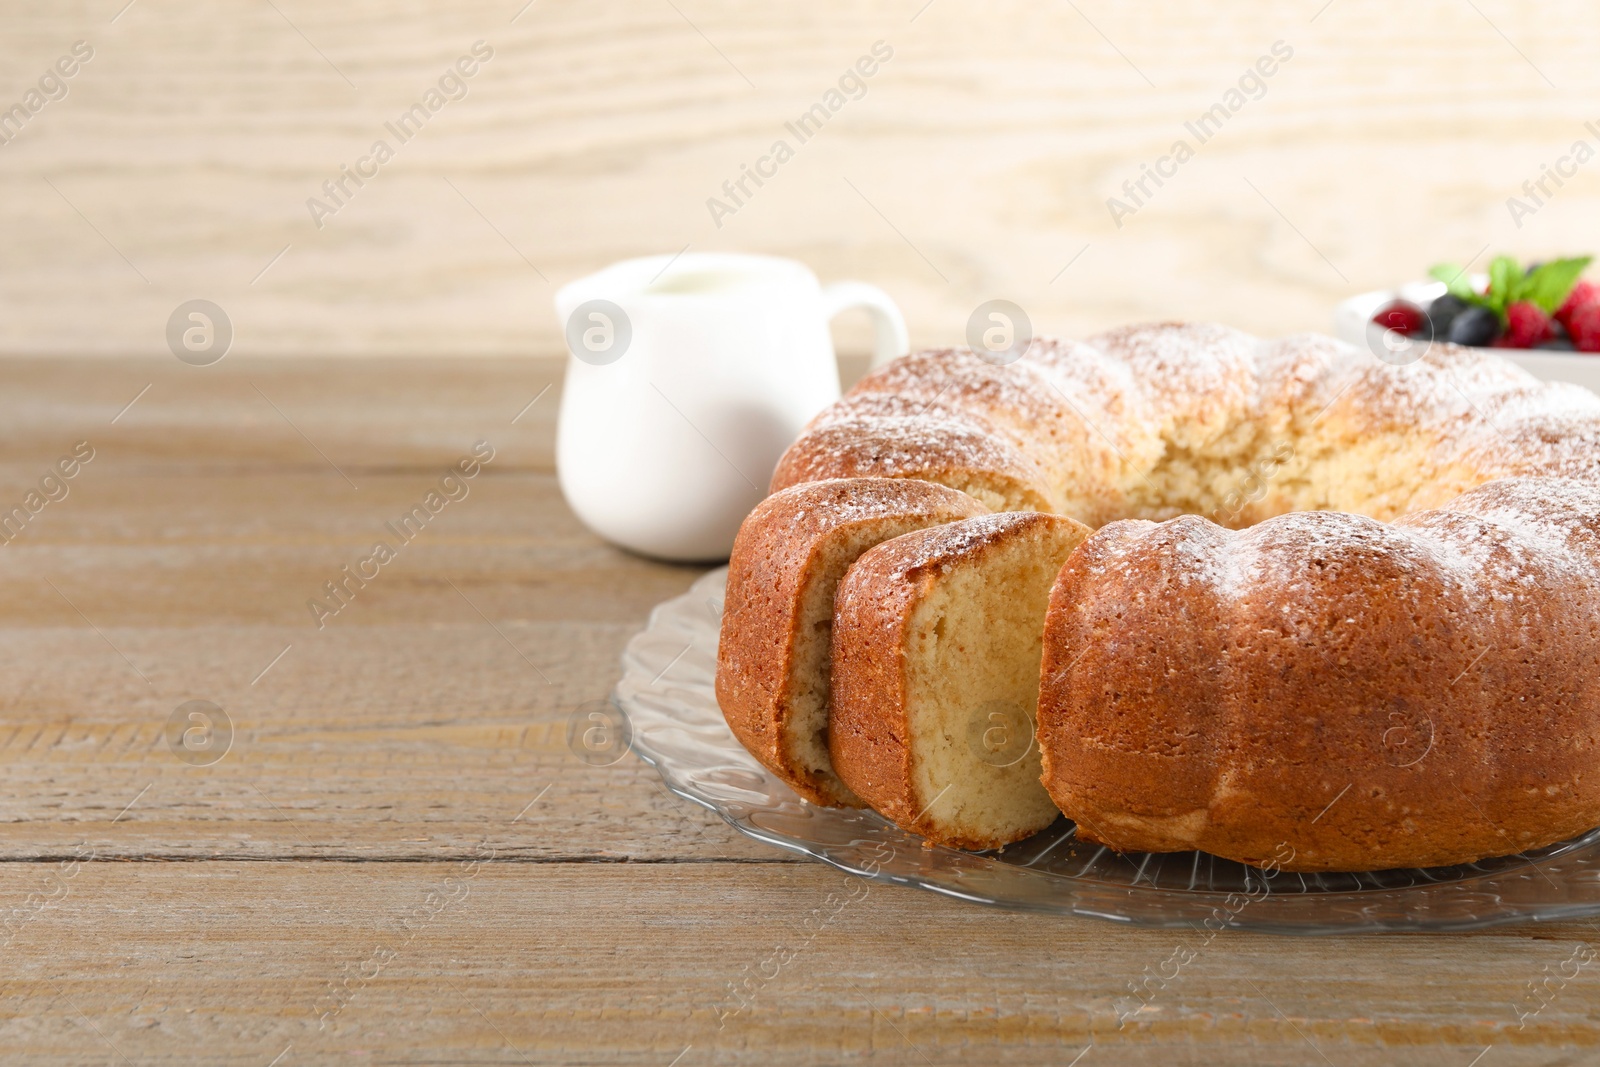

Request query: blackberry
[
  {"left": 1446, "top": 306, "right": 1500, "bottom": 347},
  {"left": 1427, "top": 294, "right": 1469, "bottom": 338}
]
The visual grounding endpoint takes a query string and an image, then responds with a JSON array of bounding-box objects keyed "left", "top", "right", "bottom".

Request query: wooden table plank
[{"left": 2, "top": 862, "right": 1597, "bottom": 1065}]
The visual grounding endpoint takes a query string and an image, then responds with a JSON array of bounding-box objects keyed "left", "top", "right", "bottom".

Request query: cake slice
[
  {"left": 770, "top": 393, "right": 1055, "bottom": 514},
  {"left": 829, "top": 512, "right": 1092, "bottom": 848},
  {"left": 716, "top": 478, "right": 988, "bottom": 806}
]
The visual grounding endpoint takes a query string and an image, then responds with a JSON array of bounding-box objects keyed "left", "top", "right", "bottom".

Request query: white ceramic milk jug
[{"left": 554, "top": 253, "right": 908, "bottom": 561}]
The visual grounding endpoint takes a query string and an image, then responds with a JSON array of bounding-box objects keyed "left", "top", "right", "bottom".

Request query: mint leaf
[
  {"left": 1486, "top": 255, "right": 1521, "bottom": 317},
  {"left": 1428, "top": 263, "right": 1484, "bottom": 305},
  {"left": 1522, "top": 256, "right": 1593, "bottom": 313}
]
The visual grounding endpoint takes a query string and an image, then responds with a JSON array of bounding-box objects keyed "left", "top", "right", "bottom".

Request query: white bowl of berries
[{"left": 1333, "top": 255, "right": 1600, "bottom": 394}]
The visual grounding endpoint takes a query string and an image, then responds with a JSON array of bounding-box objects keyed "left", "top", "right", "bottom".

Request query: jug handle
[{"left": 820, "top": 282, "right": 909, "bottom": 370}]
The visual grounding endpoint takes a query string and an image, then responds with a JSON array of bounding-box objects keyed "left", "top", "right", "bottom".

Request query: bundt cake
[
  {"left": 716, "top": 477, "right": 987, "bottom": 806},
  {"left": 829, "top": 512, "right": 1091, "bottom": 849},
  {"left": 717, "top": 321, "right": 1600, "bottom": 871}
]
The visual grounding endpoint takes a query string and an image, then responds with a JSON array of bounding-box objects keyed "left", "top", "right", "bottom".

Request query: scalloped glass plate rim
[{"left": 616, "top": 569, "right": 1600, "bottom": 934}]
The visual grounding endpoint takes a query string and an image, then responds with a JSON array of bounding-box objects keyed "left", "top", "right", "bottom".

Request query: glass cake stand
[{"left": 614, "top": 569, "right": 1600, "bottom": 934}]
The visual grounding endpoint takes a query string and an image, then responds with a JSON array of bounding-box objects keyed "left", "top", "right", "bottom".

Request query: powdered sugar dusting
[
  {"left": 776, "top": 391, "right": 1048, "bottom": 495},
  {"left": 764, "top": 476, "right": 983, "bottom": 527},
  {"left": 772, "top": 321, "right": 1600, "bottom": 599},
  {"left": 875, "top": 512, "right": 1054, "bottom": 578}
]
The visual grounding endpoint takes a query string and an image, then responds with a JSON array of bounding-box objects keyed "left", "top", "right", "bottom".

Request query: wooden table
[{"left": 3, "top": 354, "right": 1597, "bottom": 1066}]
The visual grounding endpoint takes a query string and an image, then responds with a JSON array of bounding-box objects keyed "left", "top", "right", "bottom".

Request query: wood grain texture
[
  {"left": 2, "top": 0, "right": 1599, "bottom": 358},
  {"left": 4, "top": 862, "right": 1600, "bottom": 1067},
  {"left": 0, "top": 355, "right": 758, "bottom": 863},
  {"left": 1, "top": 355, "right": 1599, "bottom": 1064}
]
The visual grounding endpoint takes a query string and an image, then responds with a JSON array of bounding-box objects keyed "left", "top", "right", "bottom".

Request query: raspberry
[
  {"left": 1570, "top": 301, "right": 1600, "bottom": 353},
  {"left": 1557, "top": 280, "right": 1600, "bottom": 330},
  {"left": 1371, "top": 300, "right": 1428, "bottom": 336},
  {"left": 1495, "top": 301, "right": 1554, "bottom": 349}
]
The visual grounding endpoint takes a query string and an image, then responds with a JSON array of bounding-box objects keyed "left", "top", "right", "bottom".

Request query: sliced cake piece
[
  {"left": 716, "top": 478, "right": 988, "bottom": 807},
  {"left": 770, "top": 393, "right": 1056, "bottom": 514},
  {"left": 829, "top": 512, "right": 1092, "bottom": 848}
]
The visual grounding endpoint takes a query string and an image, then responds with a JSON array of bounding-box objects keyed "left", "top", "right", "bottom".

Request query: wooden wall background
[{"left": 1, "top": 0, "right": 1598, "bottom": 357}]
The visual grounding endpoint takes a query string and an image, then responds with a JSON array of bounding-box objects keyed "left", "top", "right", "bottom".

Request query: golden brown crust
[
  {"left": 1039, "top": 478, "right": 1600, "bottom": 871},
  {"left": 823, "top": 529, "right": 928, "bottom": 832},
  {"left": 715, "top": 478, "right": 986, "bottom": 806},
  {"left": 830, "top": 512, "right": 1087, "bottom": 848},
  {"left": 1036, "top": 516, "right": 1226, "bottom": 855}
]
